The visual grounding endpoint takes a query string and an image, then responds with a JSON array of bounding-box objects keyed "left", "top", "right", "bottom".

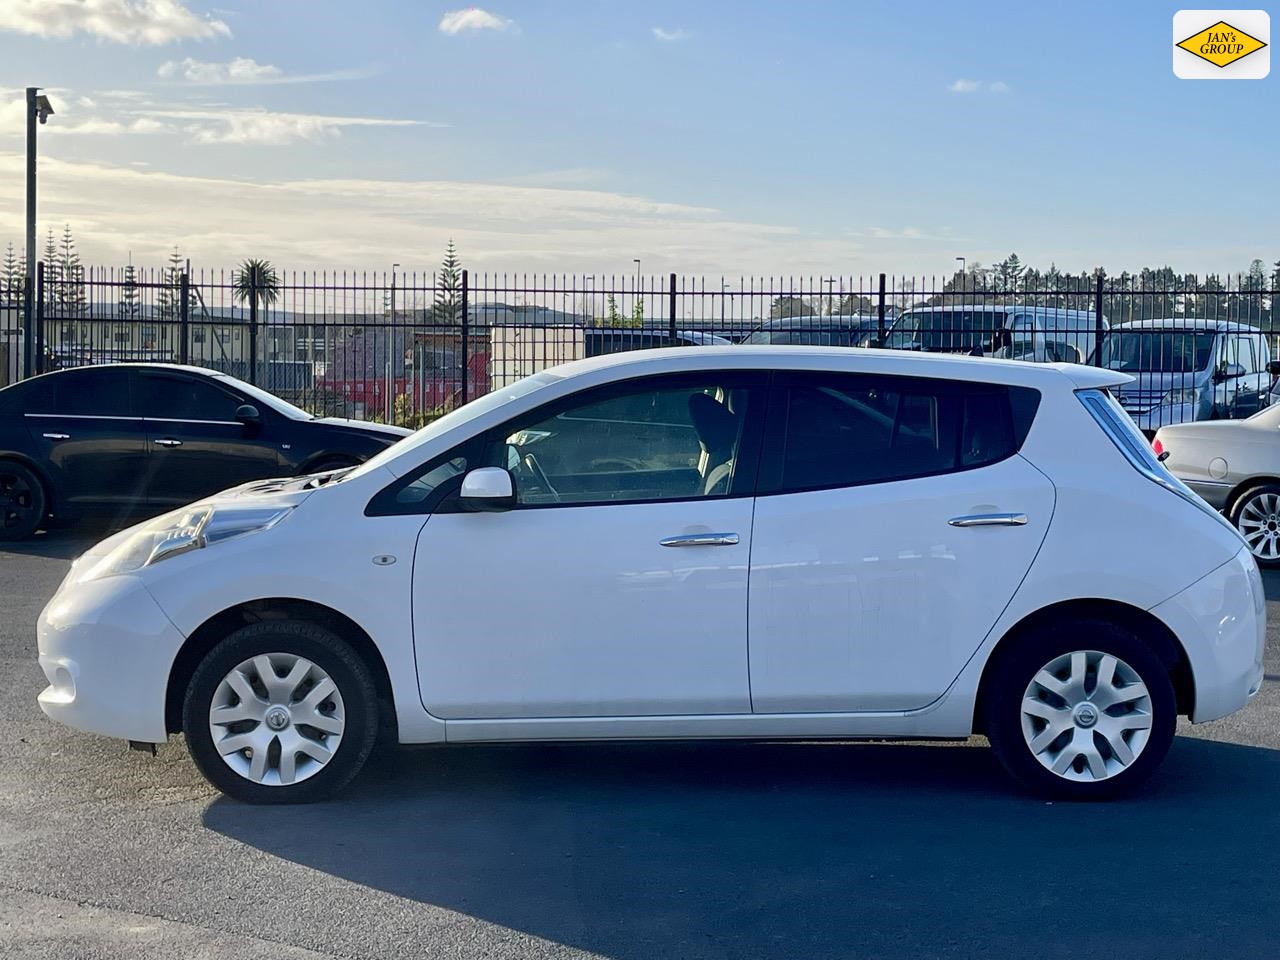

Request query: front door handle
[
  {"left": 153, "top": 438, "right": 183, "bottom": 448},
  {"left": 660, "top": 532, "right": 740, "bottom": 547},
  {"left": 948, "top": 513, "right": 1028, "bottom": 527},
  {"left": 42, "top": 432, "right": 70, "bottom": 441}
]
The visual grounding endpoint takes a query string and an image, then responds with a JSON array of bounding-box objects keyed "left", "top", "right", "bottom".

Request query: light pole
[
  {"left": 24, "top": 87, "right": 53, "bottom": 378},
  {"left": 387, "top": 262, "right": 399, "bottom": 423},
  {"left": 721, "top": 281, "right": 730, "bottom": 328},
  {"left": 955, "top": 257, "right": 966, "bottom": 292},
  {"left": 823, "top": 278, "right": 837, "bottom": 316}
]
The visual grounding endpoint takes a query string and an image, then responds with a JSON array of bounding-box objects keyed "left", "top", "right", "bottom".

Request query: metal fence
[{"left": 5, "top": 265, "right": 1278, "bottom": 428}]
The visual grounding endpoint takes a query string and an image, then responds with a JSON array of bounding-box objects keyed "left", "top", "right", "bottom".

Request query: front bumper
[
  {"left": 37, "top": 574, "right": 185, "bottom": 743},
  {"left": 1152, "top": 547, "right": 1266, "bottom": 723}
]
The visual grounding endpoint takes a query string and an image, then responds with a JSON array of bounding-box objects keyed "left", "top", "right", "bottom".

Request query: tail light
[{"left": 1151, "top": 436, "right": 1164, "bottom": 456}]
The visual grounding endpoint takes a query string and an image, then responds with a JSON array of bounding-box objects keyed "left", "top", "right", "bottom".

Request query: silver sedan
[{"left": 1155, "top": 405, "right": 1280, "bottom": 565}]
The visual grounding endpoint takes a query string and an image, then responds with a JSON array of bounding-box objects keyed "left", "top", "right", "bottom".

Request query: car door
[
  {"left": 1233, "top": 335, "right": 1267, "bottom": 417},
  {"left": 22, "top": 366, "right": 149, "bottom": 510},
  {"left": 138, "top": 370, "right": 282, "bottom": 506},
  {"left": 747, "top": 370, "right": 1055, "bottom": 713},
  {"left": 404, "top": 371, "right": 767, "bottom": 719}
]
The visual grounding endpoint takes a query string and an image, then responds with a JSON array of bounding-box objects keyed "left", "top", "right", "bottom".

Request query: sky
[{"left": 0, "top": 0, "right": 1274, "bottom": 278}]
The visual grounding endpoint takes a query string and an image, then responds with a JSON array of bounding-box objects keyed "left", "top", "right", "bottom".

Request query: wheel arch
[
  {"left": 1223, "top": 476, "right": 1280, "bottom": 520},
  {"left": 165, "top": 597, "right": 396, "bottom": 737},
  {"left": 972, "top": 598, "right": 1195, "bottom": 732}
]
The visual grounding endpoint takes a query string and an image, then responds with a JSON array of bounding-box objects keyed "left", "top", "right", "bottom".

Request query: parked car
[
  {"left": 1100, "top": 319, "right": 1271, "bottom": 434},
  {"left": 0, "top": 363, "right": 410, "bottom": 540},
  {"left": 1154, "top": 404, "right": 1280, "bottom": 566},
  {"left": 37, "top": 347, "right": 1263, "bottom": 803},
  {"left": 883, "top": 305, "right": 1102, "bottom": 362},
  {"left": 585, "top": 328, "right": 731, "bottom": 354},
  {"left": 743, "top": 315, "right": 879, "bottom": 346}
]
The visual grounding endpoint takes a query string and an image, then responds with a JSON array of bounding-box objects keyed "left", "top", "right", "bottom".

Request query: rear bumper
[
  {"left": 37, "top": 575, "right": 184, "bottom": 743},
  {"left": 1151, "top": 547, "right": 1266, "bottom": 723}
]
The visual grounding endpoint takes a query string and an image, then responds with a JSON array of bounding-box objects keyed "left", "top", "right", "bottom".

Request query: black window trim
[
  {"left": 755, "top": 370, "right": 1039, "bottom": 498},
  {"left": 365, "top": 369, "right": 771, "bottom": 516}
]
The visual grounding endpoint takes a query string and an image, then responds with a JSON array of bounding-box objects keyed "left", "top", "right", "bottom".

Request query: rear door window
[
  {"left": 24, "top": 367, "right": 133, "bottom": 417},
  {"left": 761, "top": 372, "right": 1038, "bottom": 494}
]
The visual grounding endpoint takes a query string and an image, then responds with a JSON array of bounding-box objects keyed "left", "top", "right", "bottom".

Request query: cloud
[
  {"left": 652, "top": 27, "right": 691, "bottom": 42},
  {"left": 138, "top": 107, "right": 434, "bottom": 145},
  {"left": 948, "top": 78, "right": 1010, "bottom": 94},
  {"left": 0, "top": 0, "right": 230, "bottom": 45},
  {"left": 438, "top": 8, "right": 516, "bottom": 35},
  {"left": 156, "top": 57, "right": 376, "bottom": 85},
  {"left": 0, "top": 93, "right": 170, "bottom": 136},
  {"left": 0, "top": 152, "right": 871, "bottom": 275}
]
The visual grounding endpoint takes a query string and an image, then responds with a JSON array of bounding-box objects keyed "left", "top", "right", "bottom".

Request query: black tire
[
  {"left": 984, "top": 618, "right": 1176, "bottom": 801},
  {"left": 183, "top": 620, "right": 379, "bottom": 804},
  {"left": 1228, "top": 483, "right": 1280, "bottom": 568},
  {"left": 0, "top": 461, "right": 46, "bottom": 542}
]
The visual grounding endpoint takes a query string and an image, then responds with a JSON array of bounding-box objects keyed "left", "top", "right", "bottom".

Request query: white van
[{"left": 884, "top": 305, "right": 1104, "bottom": 363}]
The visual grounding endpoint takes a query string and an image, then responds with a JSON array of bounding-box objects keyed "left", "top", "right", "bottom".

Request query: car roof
[
  {"left": 543, "top": 344, "right": 1129, "bottom": 391},
  {"left": 900, "top": 304, "right": 1094, "bottom": 316},
  {"left": 759, "top": 315, "right": 878, "bottom": 328},
  {"left": 1115, "top": 318, "right": 1262, "bottom": 332},
  {"left": 36, "top": 362, "right": 223, "bottom": 377}
]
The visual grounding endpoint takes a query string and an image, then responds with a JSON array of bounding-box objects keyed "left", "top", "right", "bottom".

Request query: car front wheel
[
  {"left": 985, "top": 619, "right": 1176, "bottom": 800},
  {"left": 182, "top": 621, "right": 379, "bottom": 804}
]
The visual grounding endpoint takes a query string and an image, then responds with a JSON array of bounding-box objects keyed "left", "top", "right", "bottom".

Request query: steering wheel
[{"left": 522, "top": 452, "right": 560, "bottom": 502}]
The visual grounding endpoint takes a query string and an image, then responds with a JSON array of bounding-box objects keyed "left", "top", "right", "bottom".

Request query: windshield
[
  {"left": 212, "top": 373, "right": 314, "bottom": 420},
  {"left": 887, "top": 310, "right": 1005, "bottom": 351},
  {"left": 1099, "top": 331, "right": 1214, "bottom": 373},
  {"left": 343, "top": 370, "right": 563, "bottom": 479}
]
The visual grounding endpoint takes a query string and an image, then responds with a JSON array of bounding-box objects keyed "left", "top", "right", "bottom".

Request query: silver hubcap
[
  {"left": 1020, "top": 649, "right": 1153, "bottom": 782},
  {"left": 208, "top": 653, "right": 345, "bottom": 787},
  {"left": 1237, "top": 492, "right": 1280, "bottom": 561}
]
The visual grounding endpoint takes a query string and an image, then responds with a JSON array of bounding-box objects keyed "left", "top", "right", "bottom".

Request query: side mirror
[
  {"left": 1216, "top": 363, "right": 1245, "bottom": 382},
  {"left": 459, "top": 467, "right": 515, "bottom": 512},
  {"left": 235, "top": 403, "right": 261, "bottom": 425}
]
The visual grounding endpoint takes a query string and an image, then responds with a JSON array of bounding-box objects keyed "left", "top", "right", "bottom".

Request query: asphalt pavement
[{"left": 1, "top": 526, "right": 1278, "bottom": 959}]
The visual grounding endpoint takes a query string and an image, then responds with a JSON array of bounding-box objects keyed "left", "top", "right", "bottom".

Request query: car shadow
[
  {"left": 0, "top": 521, "right": 123, "bottom": 561},
  {"left": 204, "top": 736, "right": 1280, "bottom": 958}
]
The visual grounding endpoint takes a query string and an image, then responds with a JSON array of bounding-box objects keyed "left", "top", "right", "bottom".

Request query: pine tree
[
  {"left": 432, "top": 239, "right": 463, "bottom": 324},
  {"left": 56, "top": 225, "right": 86, "bottom": 317},
  {"left": 118, "top": 261, "right": 141, "bottom": 320},
  {"left": 156, "top": 246, "right": 193, "bottom": 321},
  {"left": 1, "top": 242, "right": 23, "bottom": 300}
]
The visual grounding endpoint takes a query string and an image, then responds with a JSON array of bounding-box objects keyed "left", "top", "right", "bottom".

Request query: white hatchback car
[{"left": 37, "top": 348, "right": 1265, "bottom": 803}]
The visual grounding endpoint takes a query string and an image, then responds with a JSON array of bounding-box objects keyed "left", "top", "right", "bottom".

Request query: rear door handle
[
  {"left": 153, "top": 438, "right": 183, "bottom": 448},
  {"left": 42, "top": 432, "right": 69, "bottom": 441},
  {"left": 948, "top": 513, "right": 1028, "bottom": 527},
  {"left": 660, "top": 532, "right": 740, "bottom": 547}
]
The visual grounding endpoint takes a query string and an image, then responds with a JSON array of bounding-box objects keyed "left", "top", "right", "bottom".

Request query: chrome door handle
[
  {"left": 948, "top": 513, "right": 1028, "bottom": 527},
  {"left": 42, "top": 432, "right": 69, "bottom": 441},
  {"left": 153, "top": 438, "right": 183, "bottom": 447},
  {"left": 660, "top": 532, "right": 740, "bottom": 547}
]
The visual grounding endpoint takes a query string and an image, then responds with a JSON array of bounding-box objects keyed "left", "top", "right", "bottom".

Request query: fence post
[
  {"left": 179, "top": 272, "right": 190, "bottom": 365},
  {"left": 1094, "top": 273, "right": 1104, "bottom": 366},
  {"left": 877, "top": 272, "right": 887, "bottom": 346},
  {"left": 460, "top": 269, "right": 469, "bottom": 404},
  {"left": 21, "top": 272, "right": 33, "bottom": 378},
  {"left": 34, "top": 261, "right": 44, "bottom": 375},
  {"left": 248, "top": 270, "right": 258, "bottom": 385},
  {"left": 669, "top": 273, "right": 677, "bottom": 340}
]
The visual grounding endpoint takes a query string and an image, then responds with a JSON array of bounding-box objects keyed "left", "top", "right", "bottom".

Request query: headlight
[
  {"left": 1163, "top": 387, "right": 1200, "bottom": 406},
  {"left": 76, "top": 505, "right": 292, "bottom": 582}
]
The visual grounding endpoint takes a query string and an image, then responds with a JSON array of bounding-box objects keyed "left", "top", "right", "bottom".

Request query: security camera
[{"left": 33, "top": 94, "right": 53, "bottom": 125}]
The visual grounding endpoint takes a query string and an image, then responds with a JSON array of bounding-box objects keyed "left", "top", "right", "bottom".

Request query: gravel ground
[{"left": 1, "top": 526, "right": 1277, "bottom": 959}]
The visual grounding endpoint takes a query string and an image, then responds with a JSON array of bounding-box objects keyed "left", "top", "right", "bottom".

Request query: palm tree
[{"left": 233, "top": 258, "right": 280, "bottom": 313}]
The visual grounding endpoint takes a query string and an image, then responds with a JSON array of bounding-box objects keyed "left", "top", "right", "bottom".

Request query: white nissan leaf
[{"left": 36, "top": 347, "right": 1265, "bottom": 802}]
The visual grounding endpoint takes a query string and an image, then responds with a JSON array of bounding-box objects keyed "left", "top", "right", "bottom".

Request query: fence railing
[{"left": 5, "top": 265, "right": 1277, "bottom": 427}]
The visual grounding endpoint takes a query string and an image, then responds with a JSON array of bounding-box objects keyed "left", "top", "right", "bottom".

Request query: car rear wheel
[
  {"left": 183, "top": 621, "right": 379, "bottom": 804},
  {"left": 1229, "top": 484, "right": 1280, "bottom": 567},
  {"left": 985, "top": 619, "right": 1176, "bottom": 800},
  {"left": 0, "top": 461, "right": 46, "bottom": 542}
]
